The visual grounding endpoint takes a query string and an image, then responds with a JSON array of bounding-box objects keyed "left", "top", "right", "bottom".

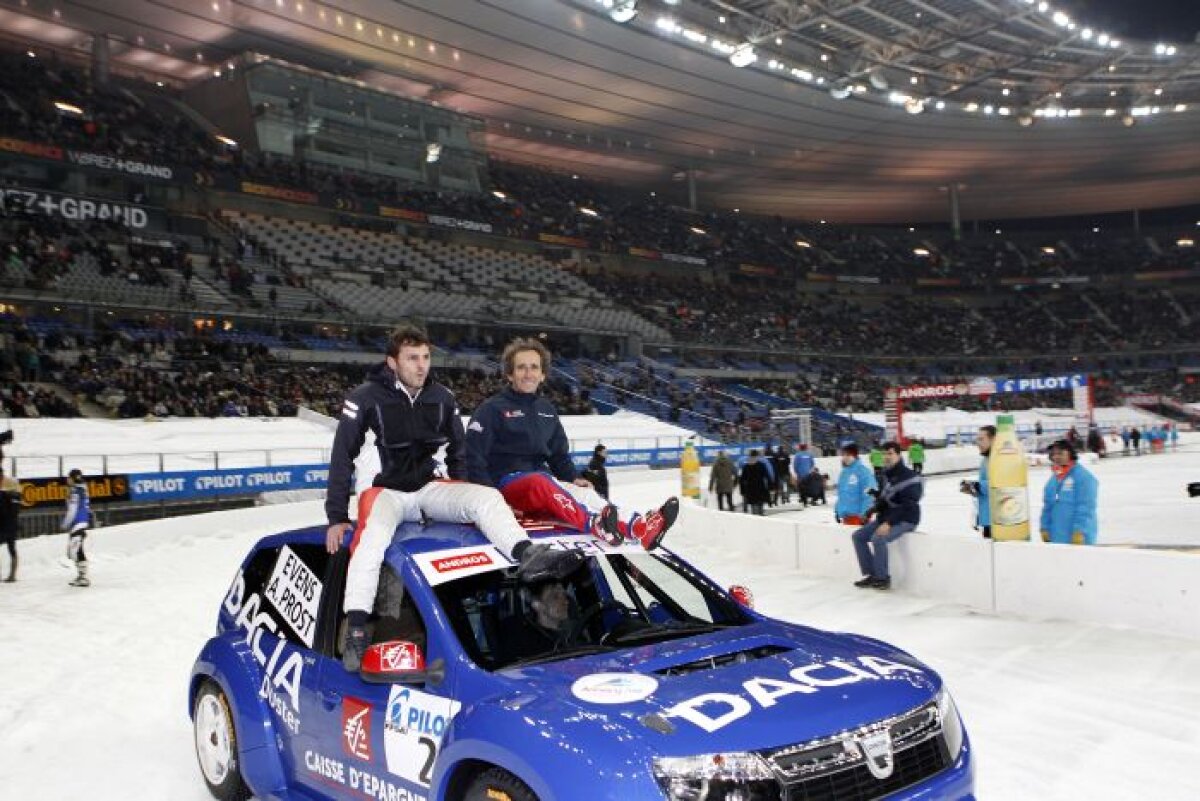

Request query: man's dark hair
[
  {"left": 593, "top": 444, "right": 606, "bottom": 454},
  {"left": 386, "top": 325, "right": 431, "bottom": 358},
  {"left": 840, "top": 443, "right": 859, "bottom": 457},
  {"left": 502, "top": 337, "right": 552, "bottom": 377},
  {"left": 882, "top": 441, "right": 903, "bottom": 455},
  {"left": 980, "top": 425, "right": 997, "bottom": 438},
  {"left": 68, "top": 468, "right": 83, "bottom": 481}
]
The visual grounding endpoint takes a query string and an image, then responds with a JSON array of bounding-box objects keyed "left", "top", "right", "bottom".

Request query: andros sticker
[{"left": 571, "top": 673, "right": 659, "bottom": 705}]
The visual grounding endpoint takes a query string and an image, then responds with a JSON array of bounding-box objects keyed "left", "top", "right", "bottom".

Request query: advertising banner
[
  {"left": 19, "top": 474, "right": 130, "bottom": 509},
  {"left": 0, "top": 187, "right": 160, "bottom": 229},
  {"left": 127, "top": 464, "right": 330, "bottom": 502}
]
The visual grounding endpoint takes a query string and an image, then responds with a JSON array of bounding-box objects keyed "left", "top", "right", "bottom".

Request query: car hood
[{"left": 495, "top": 620, "right": 941, "bottom": 755}]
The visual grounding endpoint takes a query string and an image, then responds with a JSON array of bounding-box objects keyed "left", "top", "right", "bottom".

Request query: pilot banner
[
  {"left": 127, "top": 465, "right": 330, "bottom": 502},
  {"left": 570, "top": 444, "right": 765, "bottom": 471}
]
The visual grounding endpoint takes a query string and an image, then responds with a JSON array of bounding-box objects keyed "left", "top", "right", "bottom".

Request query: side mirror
[
  {"left": 728, "top": 585, "right": 755, "bottom": 609},
  {"left": 361, "top": 640, "right": 445, "bottom": 686}
]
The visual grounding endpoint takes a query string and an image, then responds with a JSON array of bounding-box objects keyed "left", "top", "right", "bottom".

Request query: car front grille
[{"left": 761, "top": 702, "right": 951, "bottom": 801}]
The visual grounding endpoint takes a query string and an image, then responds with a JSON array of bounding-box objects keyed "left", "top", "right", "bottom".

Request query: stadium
[{"left": 0, "top": 0, "right": 1198, "bottom": 799}]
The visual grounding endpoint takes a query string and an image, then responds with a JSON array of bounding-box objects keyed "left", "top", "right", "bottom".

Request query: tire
[
  {"left": 461, "top": 767, "right": 539, "bottom": 801},
  {"left": 193, "top": 681, "right": 253, "bottom": 801}
]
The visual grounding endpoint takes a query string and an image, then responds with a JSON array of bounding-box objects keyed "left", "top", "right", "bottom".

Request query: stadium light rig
[
  {"left": 425, "top": 142, "right": 442, "bottom": 163},
  {"left": 729, "top": 43, "right": 756, "bottom": 68},
  {"left": 608, "top": 0, "right": 637, "bottom": 24}
]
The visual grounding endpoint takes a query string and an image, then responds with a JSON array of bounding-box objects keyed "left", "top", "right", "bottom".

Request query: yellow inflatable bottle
[
  {"left": 680, "top": 441, "right": 701, "bottom": 500},
  {"left": 988, "top": 414, "right": 1030, "bottom": 541}
]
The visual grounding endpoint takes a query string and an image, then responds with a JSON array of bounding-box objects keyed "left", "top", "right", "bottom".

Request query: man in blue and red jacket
[
  {"left": 467, "top": 338, "right": 677, "bottom": 550},
  {"left": 851, "top": 442, "right": 923, "bottom": 590}
]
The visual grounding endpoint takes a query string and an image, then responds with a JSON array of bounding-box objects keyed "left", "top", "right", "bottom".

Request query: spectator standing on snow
[
  {"left": 0, "top": 467, "right": 19, "bottom": 582},
  {"left": 1040, "top": 440, "right": 1099, "bottom": 545},
  {"left": 960, "top": 426, "right": 994, "bottom": 538},
  {"left": 771, "top": 446, "right": 792, "bottom": 505},
  {"left": 907, "top": 439, "right": 926, "bottom": 475},
  {"left": 583, "top": 444, "right": 609, "bottom": 499},
  {"left": 835, "top": 443, "right": 876, "bottom": 526},
  {"left": 738, "top": 450, "right": 772, "bottom": 516},
  {"left": 1130, "top": 426, "right": 1142, "bottom": 454},
  {"left": 708, "top": 450, "right": 737, "bottom": 511}
]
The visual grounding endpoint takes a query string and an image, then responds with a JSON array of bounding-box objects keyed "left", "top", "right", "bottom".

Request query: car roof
[{"left": 257, "top": 519, "right": 579, "bottom": 558}]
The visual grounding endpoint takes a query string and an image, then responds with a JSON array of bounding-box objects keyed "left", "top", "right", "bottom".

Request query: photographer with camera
[
  {"left": 959, "top": 426, "right": 995, "bottom": 538},
  {"left": 851, "top": 442, "right": 923, "bottom": 591}
]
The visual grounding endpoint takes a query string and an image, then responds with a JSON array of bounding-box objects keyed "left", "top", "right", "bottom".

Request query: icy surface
[{"left": 0, "top": 430, "right": 1197, "bottom": 799}]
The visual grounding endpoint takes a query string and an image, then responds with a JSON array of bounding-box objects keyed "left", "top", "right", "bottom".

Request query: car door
[{"left": 309, "top": 558, "right": 460, "bottom": 801}]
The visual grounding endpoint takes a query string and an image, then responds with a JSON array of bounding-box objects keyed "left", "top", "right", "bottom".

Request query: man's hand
[
  {"left": 877, "top": 522, "right": 891, "bottom": 536},
  {"left": 326, "top": 522, "right": 351, "bottom": 554},
  {"left": 573, "top": 477, "right": 593, "bottom": 489}
]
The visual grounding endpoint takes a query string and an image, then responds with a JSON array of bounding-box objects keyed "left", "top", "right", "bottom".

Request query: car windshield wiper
[
  {"left": 505, "top": 643, "right": 616, "bottom": 668},
  {"left": 605, "top": 620, "right": 734, "bottom": 645}
]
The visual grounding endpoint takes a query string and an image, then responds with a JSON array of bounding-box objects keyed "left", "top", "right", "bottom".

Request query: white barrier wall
[{"left": 673, "top": 504, "right": 1200, "bottom": 641}]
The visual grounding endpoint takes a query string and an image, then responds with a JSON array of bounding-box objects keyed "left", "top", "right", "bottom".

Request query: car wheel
[
  {"left": 461, "top": 767, "right": 538, "bottom": 801},
  {"left": 193, "top": 681, "right": 253, "bottom": 801}
]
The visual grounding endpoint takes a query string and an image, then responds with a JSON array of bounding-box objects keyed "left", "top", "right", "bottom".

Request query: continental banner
[
  {"left": 19, "top": 475, "right": 130, "bottom": 509},
  {"left": 538, "top": 232, "right": 589, "bottom": 248},
  {"left": 240, "top": 182, "right": 320, "bottom": 205},
  {"left": 0, "top": 136, "right": 65, "bottom": 161},
  {"left": 379, "top": 205, "right": 427, "bottom": 222}
]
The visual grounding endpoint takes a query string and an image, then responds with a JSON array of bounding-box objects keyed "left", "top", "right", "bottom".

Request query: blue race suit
[{"left": 62, "top": 484, "right": 91, "bottom": 534}]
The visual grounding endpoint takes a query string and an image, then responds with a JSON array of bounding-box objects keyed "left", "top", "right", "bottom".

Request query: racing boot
[
  {"left": 514, "top": 541, "right": 586, "bottom": 584},
  {"left": 628, "top": 497, "right": 679, "bottom": 551},
  {"left": 589, "top": 504, "right": 622, "bottom": 547},
  {"left": 68, "top": 560, "right": 89, "bottom": 588},
  {"left": 343, "top": 612, "right": 369, "bottom": 672}
]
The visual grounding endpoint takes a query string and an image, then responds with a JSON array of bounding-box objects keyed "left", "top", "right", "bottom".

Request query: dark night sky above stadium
[{"left": 1069, "top": 0, "right": 1200, "bottom": 40}]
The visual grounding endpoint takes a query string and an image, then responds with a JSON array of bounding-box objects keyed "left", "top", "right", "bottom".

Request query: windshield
[{"left": 432, "top": 548, "right": 751, "bottom": 671}]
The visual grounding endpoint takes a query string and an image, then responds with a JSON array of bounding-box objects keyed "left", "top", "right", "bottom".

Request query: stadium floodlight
[
  {"left": 492, "top": 190, "right": 507, "bottom": 200},
  {"left": 578, "top": 206, "right": 600, "bottom": 218},
  {"left": 1121, "top": 113, "right": 1135, "bottom": 127},
  {"left": 829, "top": 82, "right": 852, "bottom": 100},
  {"left": 53, "top": 101, "right": 84, "bottom": 116},
  {"left": 729, "top": 43, "right": 757, "bottom": 68},
  {"left": 904, "top": 98, "right": 925, "bottom": 115},
  {"left": 425, "top": 142, "right": 442, "bottom": 163},
  {"left": 215, "top": 134, "right": 238, "bottom": 148},
  {"left": 609, "top": 1, "right": 637, "bottom": 24},
  {"left": 868, "top": 71, "right": 889, "bottom": 91},
  {"left": 1177, "top": 239, "right": 1194, "bottom": 247},
  {"left": 1017, "top": 109, "right": 1034, "bottom": 127}
]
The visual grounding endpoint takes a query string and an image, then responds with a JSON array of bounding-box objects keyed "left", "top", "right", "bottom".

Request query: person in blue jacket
[
  {"left": 960, "top": 425, "right": 994, "bottom": 538},
  {"left": 852, "top": 443, "right": 923, "bottom": 590},
  {"left": 792, "top": 443, "right": 815, "bottom": 482},
  {"left": 1040, "top": 440, "right": 1099, "bottom": 545},
  {"left": 834, "top": 443, "right": 876, "bottom": 526},
  {"left": 62, "top": 469, "right": 92, "bottom": 587},
  {"left": 467, "top": 338, "right": 678, "bottom": 550}
]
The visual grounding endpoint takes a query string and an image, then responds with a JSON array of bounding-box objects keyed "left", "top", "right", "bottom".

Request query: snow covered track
[{"left": 1, "top": 497, "right": 1199, "bottom": 799}]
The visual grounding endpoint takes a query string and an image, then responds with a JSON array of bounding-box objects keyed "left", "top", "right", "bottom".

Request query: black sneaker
[
  {"left": 853, "top": 576, "right": 876, "bottom": 588},
  {"left": 589, "top": 505, "right": 622, "bottom": 546},
  {"left": 343, "top": 624, "right": 368, "bottom": 672},
  {"left": 517, "top": 542, "right": 586, "bottom": 584},
  {"left": 870, "top": 577, "right": 892, "bottom": 590}
]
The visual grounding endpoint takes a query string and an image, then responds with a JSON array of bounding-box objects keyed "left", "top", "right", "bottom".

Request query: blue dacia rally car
[{"left": 190, "top": 523, "right": 973, "bottom": 801}]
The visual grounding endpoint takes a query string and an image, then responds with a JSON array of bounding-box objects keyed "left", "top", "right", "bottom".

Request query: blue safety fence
[
  {"left": 128, "top": 464, "right": 330, "bottom": 502},
  {"left": 123, "top": 444, "right": 764, "bottom": 503}
]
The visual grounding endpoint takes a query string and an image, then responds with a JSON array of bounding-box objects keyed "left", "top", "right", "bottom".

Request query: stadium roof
[{"left": 8, "top": 0, "right": 1200, "bottom": 222}]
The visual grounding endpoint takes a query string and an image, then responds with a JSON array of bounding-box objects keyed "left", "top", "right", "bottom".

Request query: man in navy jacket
[
  {"left": 467, "top": 338, "right": 677, "bottom": 550},
  {"left": 851, "top": 442, "right": 923, "bottom": 590}
]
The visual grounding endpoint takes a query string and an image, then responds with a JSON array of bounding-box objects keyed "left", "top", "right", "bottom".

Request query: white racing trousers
[{"left": 343, "top": 481, "right": 527, "bottom": 614}]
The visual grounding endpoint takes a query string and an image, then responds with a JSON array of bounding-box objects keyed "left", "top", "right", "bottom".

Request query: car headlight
[
  {"left": 652, "top": 752, "right": 781, "bottom": 801},
  {"left": 937, "top": 687, "right": 965, "bottom": 760}
]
